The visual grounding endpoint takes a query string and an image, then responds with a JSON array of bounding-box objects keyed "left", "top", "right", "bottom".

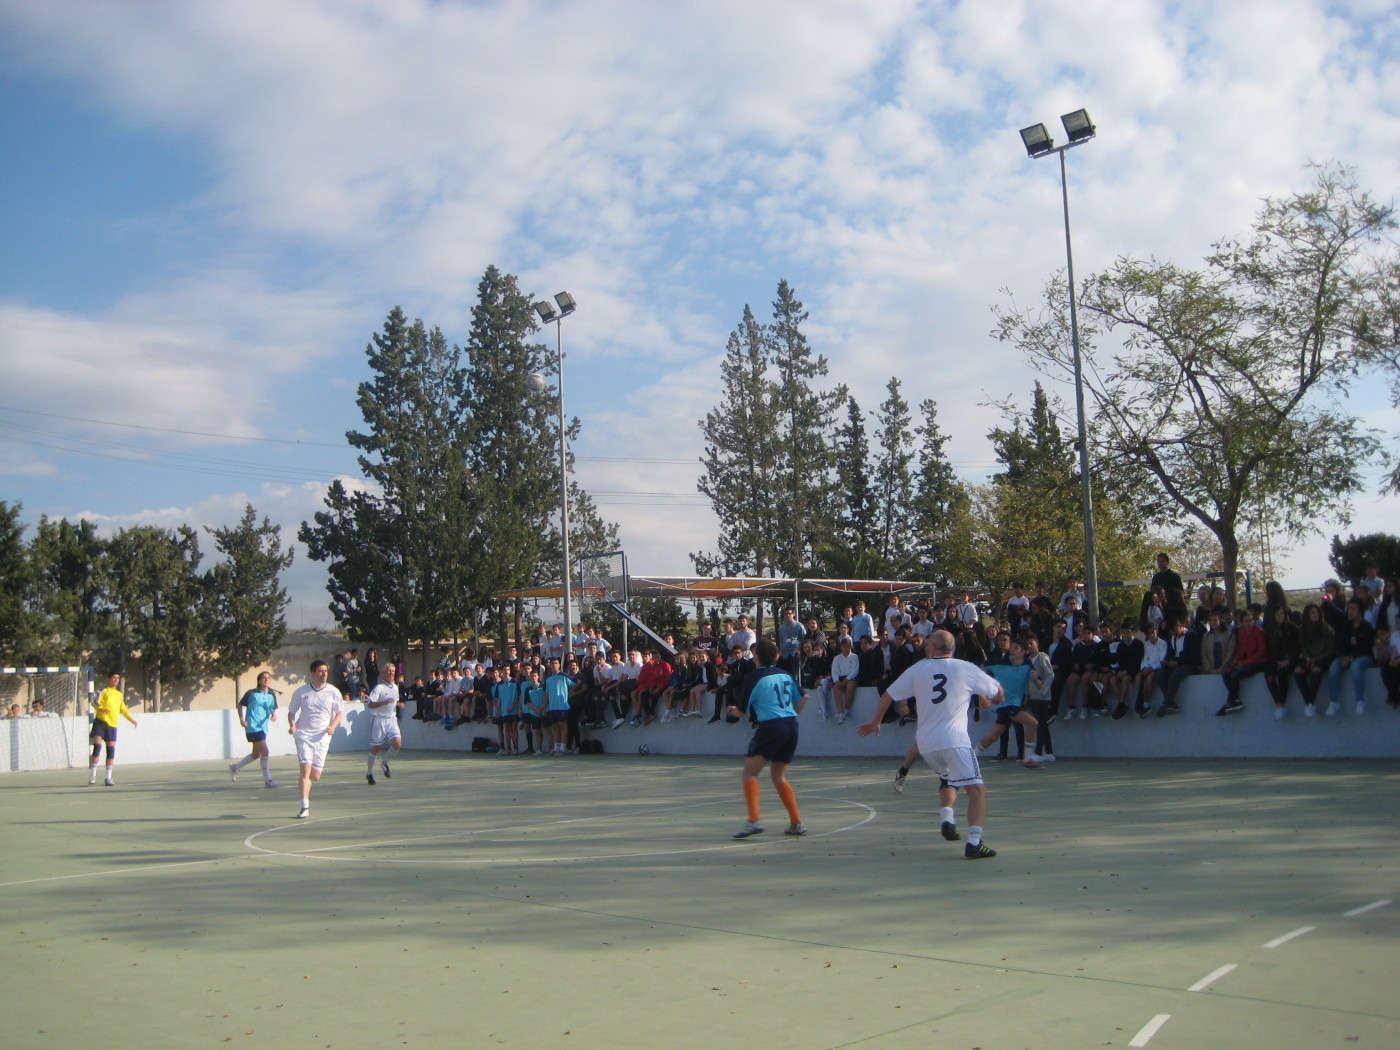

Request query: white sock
[
  {"left": 299, "top": 799, "right": 309, "bottom": 811},
  {"left": 105, "top": 769, "right": 114, "bottom": 783},
  {"left": 940, "top": 807, "right": 955, "bottom": 825},
  {"left": 367, "top": 753, "right": 377, "bottom": 774},
  {"left": 260, "top": 756, "right": 270, "bottom": 779},
  {"left": 967, "top": 825, "right": 983, "bottom": 846},
  {"left": 235, "top": 754, "right": 254, "bottom": 771}
]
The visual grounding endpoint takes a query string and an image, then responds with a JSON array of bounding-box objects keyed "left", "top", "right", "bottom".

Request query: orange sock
[
  {"left": 743, "top": 779, "right": 761, "bottom": 822},
  {"left": 776, "top": 781, "right": 801, "bottom": 824}
]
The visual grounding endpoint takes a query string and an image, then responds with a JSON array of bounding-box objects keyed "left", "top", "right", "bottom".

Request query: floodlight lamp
[
  {"left": 534, "top": 300, "right": 558, "bottom": 323},
  {"left": 553, "top": 291, "right": 576, "bottom": 316},
  {"left": 1019, "top": 123, "right": 1055, "bottom": 158},
  {"left": 1061, "top": 109, "right": 1095, "bottom": 144}
]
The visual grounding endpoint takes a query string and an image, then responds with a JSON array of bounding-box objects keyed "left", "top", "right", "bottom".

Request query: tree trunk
[{"left": 1218, "top": 527, "right": 1241, "bottom": 612}]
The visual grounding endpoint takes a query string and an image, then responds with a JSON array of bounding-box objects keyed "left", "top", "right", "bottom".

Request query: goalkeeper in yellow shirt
[{"left": 89, "top": 672, "right": 138, "bottom": 786}]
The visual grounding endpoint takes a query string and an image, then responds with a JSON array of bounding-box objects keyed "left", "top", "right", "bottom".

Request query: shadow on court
[{"left": 2, "top": 755, "right": 1397, "bottom": 1050}]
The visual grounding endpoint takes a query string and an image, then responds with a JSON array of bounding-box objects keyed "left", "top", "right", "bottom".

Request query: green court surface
[{"left": 3, "top": 754, "right": 1397, "bottom": 1049}]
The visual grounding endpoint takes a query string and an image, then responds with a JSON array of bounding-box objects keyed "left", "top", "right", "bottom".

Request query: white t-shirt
[
  {"left": 884, "top": 607, "right": 910, "bottom": 635},
  {"left": 830, "top": 652, "right": 860, "bottom": 682},
  {"left": 884, "top": 657, "right": 1002, "bottom": 754},
  {"left": 1141, "top": 637, "right": 1169, "bottom": 670},
  {"left": 911, "top": 618, "right": 936, "bottom": 639},
  {"left": 729, "top": 628, "right": 757, "bottom": 652},
  {"left": 366, "top": 682, "right": 401, "bottom": 722},
  {"left": 288, "top": 683, "right": 344, "bottom": 738}
]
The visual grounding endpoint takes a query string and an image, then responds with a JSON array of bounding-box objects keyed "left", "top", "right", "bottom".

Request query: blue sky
[{"left": 2, "top": 0, "right": 1398, "bottom": 630}]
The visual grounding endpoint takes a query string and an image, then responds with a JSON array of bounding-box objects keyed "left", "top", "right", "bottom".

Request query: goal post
[
  {"left": 576, "top": 550, "right": 628, "bottom": 620},
  {"left": 1, "top": 666, "right": 92, "bottom": 771}
]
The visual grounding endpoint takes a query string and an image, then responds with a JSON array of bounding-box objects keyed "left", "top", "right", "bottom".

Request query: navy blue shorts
[
  {"left": 245, "top": 730, "right": 267, "bottom": 743},
  {"left": 548, "top": 710, "right": 568, "bottom": 724},
  {"left": 499, "top": 714, "right": 519, "bottom": 724},
  {"left": 90, "top": 722, "right": 117, "bottom": 742},
  {"left": 746, "top": 716, "right": 799, "bottom": 764},
  {"left": 994, "top": 705, "right": 1025, "bottom": 727}
]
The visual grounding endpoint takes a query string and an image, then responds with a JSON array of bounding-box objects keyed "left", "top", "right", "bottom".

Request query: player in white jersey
[
  {"left": 287, "top": 660, "right": 345, "bottom": 819},
  {"left": 859, "top": 630, "right": 1004, "bottom": 858},
  {"left": 363, "top": 665, "right": 403, "bottom": 785}
]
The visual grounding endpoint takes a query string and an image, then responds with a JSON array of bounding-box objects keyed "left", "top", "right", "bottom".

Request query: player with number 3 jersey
[{"left": 859, "top": 630, "right": 1005, "bottom": 858}]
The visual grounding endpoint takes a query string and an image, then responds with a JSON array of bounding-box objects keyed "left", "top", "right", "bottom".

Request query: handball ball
[{"left": 637, "top": 744, "right": 650, "bottom": 755}]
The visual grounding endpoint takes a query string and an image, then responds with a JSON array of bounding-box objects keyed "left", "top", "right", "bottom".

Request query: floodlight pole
[
  {"left": 531, "top": 295, "right": 575, "bottom": 643},
  {"left": 1057, "top": 146, "right": 1099, "bottom": 630},
  {"left": 1023, "top": 115, "right": 1099, "bottom": 628}
]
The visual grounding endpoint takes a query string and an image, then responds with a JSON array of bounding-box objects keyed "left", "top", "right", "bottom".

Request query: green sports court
[{"left": 3, "top": 752, "right": 1397, "bottom": 1049}]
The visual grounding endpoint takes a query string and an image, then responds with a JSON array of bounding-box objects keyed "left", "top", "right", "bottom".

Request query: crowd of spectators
[{"left": 335, "top": 556, "right": 1399, "bottom": 756}]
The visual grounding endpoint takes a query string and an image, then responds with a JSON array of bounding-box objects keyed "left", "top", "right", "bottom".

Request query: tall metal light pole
[
  {"left": 527, "top": 291, "right": 577, "bottom": 646},
  {"left": 1019, "top": 109, "right": 1100, "bottom": 628}
]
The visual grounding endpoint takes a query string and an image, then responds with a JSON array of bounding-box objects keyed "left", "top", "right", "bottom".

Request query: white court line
[
  {"left": 1344, "top": 899, "right": 1391, "bottom": 917},
  {"left": 1262, "top": 926, "right": 1315, "bottom": 949},
  {"left": 1128, "top": 1014, "right": 1171, "bottom": 1047},
  {"left": 1187, "top": 963, "right": 1237, "bottom": 992}
]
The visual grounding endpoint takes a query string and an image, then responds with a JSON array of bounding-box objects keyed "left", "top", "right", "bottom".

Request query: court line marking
[
  {"left": 0, "top": 813, "right": 371, "bottom": 888},
  {"left": 244, "top": 794, "right": 878, "bottom": 866},
  {"left": 1128, "top": 1014, "right": 1171, "bottom": 1047},
  {"left": 1344, "top": 899, "right": 1391, "bottom": 917},
  {"left": 1187, "top": 963, "right": 1237, "bottom": 992},
  {"left": 1262, "top": 926, "right": 1315, "bottom": 949}
]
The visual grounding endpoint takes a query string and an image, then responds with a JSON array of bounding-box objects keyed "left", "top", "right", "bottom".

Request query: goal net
[
  {"left": 1, "top": 667, "right": 90, "bottom": 771},
  {"left": 576, "top": 549, "right": 628, "bottom": 619}
]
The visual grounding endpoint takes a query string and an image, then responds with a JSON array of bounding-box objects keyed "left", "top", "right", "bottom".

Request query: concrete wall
[{"left": 5, "top": 668, "right": 1396, "bottom": 773}]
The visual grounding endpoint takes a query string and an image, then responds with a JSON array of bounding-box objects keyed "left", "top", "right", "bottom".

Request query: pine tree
[
  {"left": 833, "top": 394, "right": 876, "bottom": 552},
  {"left": 301, "top": 307, "right": 472, "bottom": 647},
  {"left": 910, "top": 397, "right": 971, "bottom": 584},
  {"left": 767, "top": 280, "right": 842, "bottom": 573},
  {"left": 205, "top": 505, "right": 294, "bottom": 697},
  {"left": 871, "top": 377, "right": 915, "bottom": 564},
  {"left": 695, "top": 304, "right": 781, "bottom": 577}
]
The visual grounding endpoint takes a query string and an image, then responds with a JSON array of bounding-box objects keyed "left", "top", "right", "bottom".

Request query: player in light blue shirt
[
  {"left": 230, "top": 671, "right": 279, "bottom": 787},
  {"left": 978, "top": 641, "right": 1043, "bottom": 768}
]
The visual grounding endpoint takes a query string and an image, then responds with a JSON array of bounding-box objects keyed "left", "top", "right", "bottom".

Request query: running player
[
  {"left": 893, "top": 741, "right": 964, "bottom": 841},
  {"left": 730, "top": 639, "right": 808, "bottom": 839},
  {"left": 288, "top": 660, "right": 345, "bottom": 818},
  {"left": 977, "top": 640, "right": 1044, "bottom": 768},
  {"left": 88, "top": 671, "right": 138, "bottom": 786},
  {"left": 859, "top": 630, "right": 1005, "bottom": 858},
  {"left": 364, "top": 665, "right": 403, "bottom": 784},
  {"left": 230, "top": 670, "right": 279, "bottom": 787}
]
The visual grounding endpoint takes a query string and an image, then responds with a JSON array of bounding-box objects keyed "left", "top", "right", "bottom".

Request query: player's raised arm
[{"left": 857, "top": 692, "right": 895, "bottom": 736}]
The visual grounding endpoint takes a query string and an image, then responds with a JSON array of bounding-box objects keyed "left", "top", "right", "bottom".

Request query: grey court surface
[{"left": 2, "top": 753, "right": 1397, "bottom": 1050}]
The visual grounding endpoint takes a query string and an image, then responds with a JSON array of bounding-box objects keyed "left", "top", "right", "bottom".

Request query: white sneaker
[
  {"left": 1038, "top": 753, "right": 1056, "bottom": 763},
  {"left": 1355, "top": 702, "right": 1365, "bottom": 715},
  {"left": 1325, "top": 702, "right": 1340, "bottom": 716},
  {"left": 229, "top": 762, "right": 239, "bottom": 782},
  {"left": 612, "top": 718, "right": 625, "bottom": 729},
  {"left": 264, "top": 779, "right": 278, "bottom": 788},
  {"left": 1079, "top": 707, "right": 1089, "bottom": 720},
  {"left": 732, "top": 822, "right": 765, "bottom": 839},
  {"left": 88, "top": 771, "right": 96, "bottom": 785},
  {"left": 1304, "top": 704, "right": 1316, "bottom": 718},
  {"left": 660, "top": 710, "right": 672, "bottom": 724},
  {"left": 294, "top": 807, "right": 309, "bottom": 819},
  {"left": 893, "top": 772, "right": 906, "bottom": 794},
  {"left": 1273, "top": 706, "right": 1286, "bottom": 721}
]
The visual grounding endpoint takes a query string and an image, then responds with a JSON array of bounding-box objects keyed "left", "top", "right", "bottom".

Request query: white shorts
[
  {"left": 369, "top": 718, "right": 401, "bottom": 749},
  {"left": 922, "top": 746, "right": 983, "bottom": 788},
  {"left": 294, "top": 733, "right": 332, "bottom": 771}
]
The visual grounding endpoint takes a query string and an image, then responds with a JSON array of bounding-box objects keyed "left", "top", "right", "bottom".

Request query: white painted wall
[{"left": 4, "top": 670, "right": 1396, "bottom": 773}]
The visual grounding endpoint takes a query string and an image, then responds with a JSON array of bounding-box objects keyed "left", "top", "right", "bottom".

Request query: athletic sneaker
[
  {"left": 1037, "top": 753, "right": 1056, "bottom": 763},
  {"left": 264, "top": 779, "right": 278, "bottom": 788},
  {"left": 964, "top": 841, "right": 997, "bottom": 859},
  {"left": 1158, "top": 702, "right": 1180, "bottom": 717},
  {"left": 228, "top": 762, "right": 240, "bottom": 782},
  {"left": 382, "top": 762, "right": 391, "bottom": 778},
  {"left": 1273, "top": 706, "right": 1286, "bottom": 721},
  {"left": 1135, "top": 699, "right": 1152, "bottom": 718},
  {"left": 1325, "top": 702, "right": 1341, "bottom": 716},
  {"left": 1078, "top": 707, "right": 1089, "bottom": 720},
  {"left": 366, "top": 773, "right": 376, "bottom": 786},
  {"left": 1355, "top": 702, "right": 1366, "bottom": 715},
  {"left": 892, "top": 772, "right": 906, "bottom": 794},
  {"left": 1304, "top": 703, "right": 1316, "bottom": 718},
  {"left": 1021, "top": 758, "right": 1044, "bottom": 769},
  {"left": 784, "top": 822, "right": 808, "bottom": 836},
  {"left": 88, "top": 771, "right": 96, "bottom": 785},
  {"left": 612, "top": 718, "right": 625, "bottom": 729},
  {"left": 294, "top": 808, "right": 309, "bottom": 819},
  {"left": 732, "top": 822, "right": 765, "bottom": 839},
  {"left": 1215, "top": 700, "right": 1245, "bottom": 717},
  {"left": 1111, "top": 702, "right": 1129, "bottom": 720},
  {"left": 104, "top": 778, "right": 114, "bottom": 787},
  {"left": 941, "top": 821, "right": 961, "bottom": 841}
]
